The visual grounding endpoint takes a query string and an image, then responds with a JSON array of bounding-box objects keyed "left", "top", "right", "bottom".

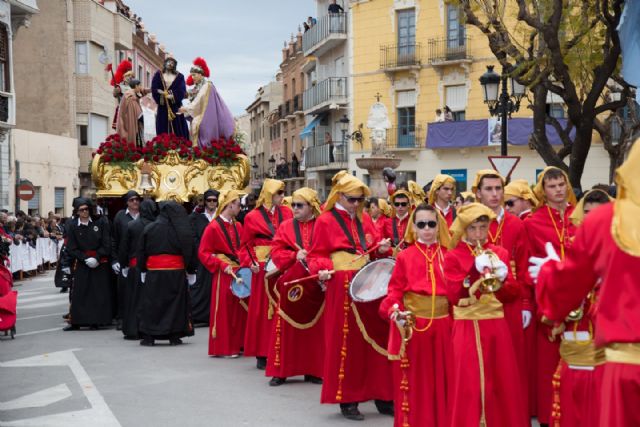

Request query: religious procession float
[{"left": 91, "top": 56, "right": 249, "bottom": 203}]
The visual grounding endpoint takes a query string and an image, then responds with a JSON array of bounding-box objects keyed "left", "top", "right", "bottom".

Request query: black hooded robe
[{"left": 189, "top": 211, "right": 213, "bottom": 324}]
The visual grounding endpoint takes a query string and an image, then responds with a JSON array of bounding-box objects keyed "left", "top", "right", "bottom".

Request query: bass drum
[{"left": 349, "top": 258, "right": 395, "bottom": 302}]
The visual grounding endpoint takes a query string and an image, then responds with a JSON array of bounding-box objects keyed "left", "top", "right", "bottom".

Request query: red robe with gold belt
[
  {"left": 444, "top": 241, "right": 529, "bottom": 427},
  {"left": 308, "top": 208, "right": 393, "bottom": 404},
  {"left": 240, "top": 205, "right": 293, "bottom": 358},
  {"left": 525, "top": 204, "right": 576, "bottom": 424},
  {"left": 379, "top": 242, "right": 452, "bottom": 427},
  {"left": 198, "top": 218, "right": 246, "bottom": 356},
  {"left": 537, "top": 203, "right": 640, "bottom": 427},
  {"left": 266, "top": 217, "right": 324, "bottom": 379}
]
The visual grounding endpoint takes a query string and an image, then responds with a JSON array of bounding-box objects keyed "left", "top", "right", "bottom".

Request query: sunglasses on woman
[
  {"left": 415, "top": 220, "right": 437, "bottom": 229},
  {"left": 291, "top": 202, "right": 307, "bottom": 209}
]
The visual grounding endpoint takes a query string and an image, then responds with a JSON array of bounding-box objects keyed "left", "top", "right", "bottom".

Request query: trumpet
[
  {"left": 473, "top": 241, "right": 503, "bottom": 294},
  {"left": 392, "top": 304, "right": 417, "bottom": 343}
]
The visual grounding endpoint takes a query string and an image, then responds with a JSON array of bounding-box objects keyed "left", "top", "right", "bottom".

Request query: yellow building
[{"left": 348, "top": 0, "right": 610, "bottom": 190}]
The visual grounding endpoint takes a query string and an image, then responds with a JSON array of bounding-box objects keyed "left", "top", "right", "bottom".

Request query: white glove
[
  {"left": 140, "top": 272, "right": 146, "bottom": 283},
  {"left": 493, "top": 260, "right": 508, "bottom": 282},
  {"left": 112, "top": 262, "right": 121, "bottom": 275},
  {"left": 85, "top": 257, "right": 99, "bottom": 268},
  {"left": 528, "top": 242, "right": 561, "bottom": 283},
  {"left": 187, "top": 274, "right": 197, "bottom": 286},
  {"left": 122, "top": 267, "right": 129, "bottom": 278},
  {"left": 475, "top": 253, "right": 493, "bottom": 274},
  {"left": 522, "top": 310, "right": 532, "bottom": 329},
  {"left": 62, "top": 267, "right": 71, "bottom": 274}
]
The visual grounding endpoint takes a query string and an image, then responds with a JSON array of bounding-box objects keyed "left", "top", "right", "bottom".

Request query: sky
[{"left": 125, "top": 0, "right": 316, "bottom": 116}]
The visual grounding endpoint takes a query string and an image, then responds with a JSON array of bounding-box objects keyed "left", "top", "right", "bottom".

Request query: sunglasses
[
  {"left": 505, "top": 200, "right": 516, "bottom": 207},
  {"left": 394, "top": 202, "right": 409, "bottom": 207},
  {"left": 345, "top": 196, "right": 365, "bottom": 204},
  {"left": 291, "top": 202, "right": 307, "bottom": 209},
  {"left": 77, "top": 207, "right": 89, "bottom": 212},
  {"left": 206, "top": 198, "right": 218, "bottom": 203},
  {"left": 416, "top": 220, "right": 437, "bottom": 230}
]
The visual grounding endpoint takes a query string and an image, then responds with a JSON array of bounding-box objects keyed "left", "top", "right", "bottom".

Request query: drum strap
[
  {"left": 259, "top": 206, "right": 283, "bottom": 238},
  {"left": 330, "top": 209, "right": 367, "bottom": 253},
  {"left": 392, "top": 218, "right": 400, "bottom": 246},
  {"left": 215, "top": 217, "right": 240, "bottom": 264},
  {"left": 293, "top": 219, "right": 313, "bottom": 249}
]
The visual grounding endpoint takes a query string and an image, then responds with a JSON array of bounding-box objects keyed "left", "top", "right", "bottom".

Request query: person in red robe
[
  {"left": 240, "top": 179, "right": 293, "bottom": 369},
  {"left": 266, "top": 187, "right": 324, "bottom": 386},
  {"left": 198, "top": 190, "right": 246, "bottom": 357},
  {"left": 444, "top": 203, "right": 529, "bottom": 427},
  {"left": 504, "top": 179, "right": 538, "bottom": 221},
  {"left": 379, "top": 203, "right": 452, "bottom": 427},
  {"left": 473, "top": 169, "right": 533, "bottom": 412},
  {"left": 366, "top": 197, "right": 391, "bottom": 239},
  {"left": 307, "top": 170, "right": 393, "bottom": 421},
  {"left": 531, "top": 141, "right": 640, "bottom": 427},
  {"left": 525, "top": 166, "right": 578, "bottom": 425},
  {"left": 385, "top": 190, "right": 412, "bottom": 255},
  {"left": 428, "top": 174, "right": 457, "bottom": 228}
]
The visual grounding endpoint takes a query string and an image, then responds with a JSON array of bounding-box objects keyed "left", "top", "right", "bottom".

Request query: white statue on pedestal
[{"left": 367, "top": 102, "right": 391, "bottom": 155}]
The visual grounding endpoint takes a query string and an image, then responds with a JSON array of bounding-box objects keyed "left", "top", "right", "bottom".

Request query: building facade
[{"left": 348, "top": 0, "right": 610, "bottom": 190}]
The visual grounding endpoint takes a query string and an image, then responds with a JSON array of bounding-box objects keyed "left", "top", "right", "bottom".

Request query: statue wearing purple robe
[
  {"left": 151, "top": 58, "right": 189, "bottom": 139},
  {"left": 181, "top": 80, "right": 235, "bottom": 148}
]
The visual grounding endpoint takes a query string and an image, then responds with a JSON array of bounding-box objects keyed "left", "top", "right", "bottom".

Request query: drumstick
[
  {"left": 294, "top": 243, "right": 311, "bottom": 272},
  {"left": 227, "top": 270, "right": 243, "bottom": 284},
  {"left": 283, "top": 270, "right": 335, "bottom": 286},
  {"left": 351, "top": 238, "right": 391, "bottom": 263}
]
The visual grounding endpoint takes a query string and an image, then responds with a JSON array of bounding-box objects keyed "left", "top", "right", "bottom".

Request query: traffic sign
[
  {"left": 17, "top": 181, "right": 35, "bottom": 201},
  {"left": 488, "top": 156, "right": 521, "bottom": 180}
]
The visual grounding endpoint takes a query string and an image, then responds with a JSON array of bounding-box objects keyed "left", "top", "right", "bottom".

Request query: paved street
[{"left": 0, "top": 272, "right": 392, "bottom": 427}]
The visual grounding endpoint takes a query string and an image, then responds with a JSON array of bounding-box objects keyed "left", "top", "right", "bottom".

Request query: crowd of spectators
[{"left": 0, "top": 210, "right": 65, "bottom": 248}]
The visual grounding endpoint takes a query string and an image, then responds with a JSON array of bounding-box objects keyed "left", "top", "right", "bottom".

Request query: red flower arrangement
[{"left": 94, "top": 134, "right": 142, "bottom": 167}]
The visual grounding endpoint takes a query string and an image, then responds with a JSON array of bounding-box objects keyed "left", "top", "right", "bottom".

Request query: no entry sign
[{"left": 17, "top": 181, "right": 35, "bottom": 201}]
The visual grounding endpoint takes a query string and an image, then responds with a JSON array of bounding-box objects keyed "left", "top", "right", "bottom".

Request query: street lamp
[
  {"left": 339, "top": 114, "right": 364, "bottom": 148},
  {"left": 479, "top": 65, "right": 525, "bottom": 155}
]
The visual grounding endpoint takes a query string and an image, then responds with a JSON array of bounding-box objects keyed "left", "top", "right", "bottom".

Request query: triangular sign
[{"left": 488, "top": 156, "right": 521, "bottom": 179}]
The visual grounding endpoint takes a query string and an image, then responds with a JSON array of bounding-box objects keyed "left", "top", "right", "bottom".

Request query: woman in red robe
[
  {"left": 379, "top": 203, "right": 452, "bottom": 427},
  {"left": 307, "top": 171, "right": 393, "bottom": 421},
  {"left": 198, "top": 190, "right": 246, "bottom": 357},
  {"left": 444, "top": 203, "right": 528, "bottom": 427},
  {"left": 266, "top": 187, "right": 324, "bottom": 385},
  {"left": 239, "top": 179, "right": 292, "bottom": 369}
]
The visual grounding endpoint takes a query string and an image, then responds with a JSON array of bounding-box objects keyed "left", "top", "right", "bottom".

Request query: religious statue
[
  {"left": 151, "top": 57, "right": 189, "bottom": 139},
  {"left": 116, "top": 78, "right": 145, "bottom": 146},
  {"left": 110, "top": 60, "right": 134, "bottom": 130},
  {"left": 367, "top": 100, "right": 391, "bottom": 155},
  {"left": 178, "top": 57, "right": 235, "bottom": 148}
]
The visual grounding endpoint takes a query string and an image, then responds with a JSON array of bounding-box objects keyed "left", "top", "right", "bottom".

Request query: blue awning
[{"left": 300, "top": 114, "right": 326, "bottom": 139}]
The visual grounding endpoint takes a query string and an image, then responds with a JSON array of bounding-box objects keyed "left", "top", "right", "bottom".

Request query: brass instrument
[
  {"left": 473, "top": 241, "right": 503, "bottom": 294},
  {"left": 566, "top": 304, "right": 585, "bottom": 322},
  {"left": 392, "top": 304, "right": 417, "bottom": 343}
]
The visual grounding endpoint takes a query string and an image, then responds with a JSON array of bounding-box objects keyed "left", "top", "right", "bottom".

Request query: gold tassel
[{"left": 336, "top": 276, "right": 350, "bottom": 402}]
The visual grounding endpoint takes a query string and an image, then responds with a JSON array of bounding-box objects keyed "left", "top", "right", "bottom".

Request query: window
[
  {"left": 292, "top": 78, "right": 296, "bottom": 98},
  {"left": 547, "top": 103, "right": 565, "bottom": 119},
  {"left": 138, "top": 65, "right": 143, "bottom": 80},
  {"left": 0, "top": 24, "right": 9, "bottom": 92},
  {"left": 146, "top": 71, "right": 151, "bottom": 87},
  {"left": 28, "top": 187, "right": 41, "bottom": 216},
  {"left": 75, "top": 42, "right": 88, "bottom": 74},
  {"left": 89, "top": 114, "right": 109, "bottom": 148},
  {"left": 447, "top": 5, "right": 465, "bottom": 48},
  {"left": 397, "top": 90, "right": 416, "bottom": 148},
  {"left": 445, "top": 85, "right": 467, "bottom": 121},
  {"left": 77, "top": 125, "right": 88, "bottom": 146},
  {"left": 397, "top": 9, "right": 416, "bottom": 61},
  {"left": 55, "top": 187, "right": 65, "bottom": 215}
]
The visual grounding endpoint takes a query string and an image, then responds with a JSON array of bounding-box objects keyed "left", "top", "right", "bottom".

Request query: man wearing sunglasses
[
  {"left": 111, "top": 190, "right": 141, "bottom": 332},
  {"left": 189, "top": 189, "right": 219, "bottom": 325},
  {"left": 473, "top": 169, "right": 533, "bottom": 415},
  {"left": 240, "top": 179, "right": 293, "bottom": 370},
  {"left": 504, "top": 180, "right": 537, "bottom": 221},
  {"left": 307, "top": 171, "right": 393, "bottom": 421},
  {"left": 428, "top": 174, "right": 457, "bottom": 227},
  {"left": 385, "top": 190, "right": 412, "bottom": 255},
  {"left": 63, "top": 198, "right": 112, "bottom": 331},
  {"left": 265, "top": 188, "right": 324, "bottom": 387}
]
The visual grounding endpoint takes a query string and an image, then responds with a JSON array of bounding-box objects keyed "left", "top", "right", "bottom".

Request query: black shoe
[
  {"left": 374, "top": 399, "right": 394, "bottom": 416},
  {"left": 169, "top": 338, "right": 183, "bottom": 346},
  {"left": 269, "top": 377, "right": 286, "bottom": 386},
  {"left": 123, "top": 335, "right": 139, "bottom": 340},
  {"left": 59, "top": 288, "right": 68, "bottom": 293},
  {"left": 62, "top": 313, "right": 70, "bottom": 320},
  {"left": 89, "top": 324, "right": 99, "bottom": 331},
  {"left": 140, "top": 339, "right": 155, "bottom": 346},
  {"left": 256, "top": 357, "right": 267, "bottom": 370},
  {"left": 62, "top": 325, "right": 79, "bottom": 331},
  {"left": 304, "top": 375, "right": 323, "bottom": 384},
  {"left": 340, "top": 403, "right": 364, "bottom": 421}
]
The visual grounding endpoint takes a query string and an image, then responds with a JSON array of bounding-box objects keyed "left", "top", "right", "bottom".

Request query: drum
[
  {"left": 265, "top": 257, "right": 280, "bottom": 279},
  {"left": 230, "top": 267, "right": 252, "bottom": 299},
  {"left": 349, "top": 258, "right": 395, "bottom": 302}
]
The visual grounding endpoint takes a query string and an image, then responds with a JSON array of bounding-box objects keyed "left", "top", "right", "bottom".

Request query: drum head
[
  {"left": 231, "top": 267, "right": 252, "bottom": 299},
  {"left": 349, "top": 258, "right": 395, "bottom": 302}
]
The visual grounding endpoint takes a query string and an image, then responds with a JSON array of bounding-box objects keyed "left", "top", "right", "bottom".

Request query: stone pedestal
[{"left": 356, "top": 156, "right": 401, "bottom": 198}]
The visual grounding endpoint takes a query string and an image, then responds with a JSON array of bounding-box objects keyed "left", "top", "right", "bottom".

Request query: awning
[{"left": 300, "top": 114, "right": 326, "bottom": 139}]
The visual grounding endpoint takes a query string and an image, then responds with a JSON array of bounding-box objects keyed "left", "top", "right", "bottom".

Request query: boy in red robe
[
  {"left": 385, "top": 190, "right": 412, "bottom": 254},
  {"left": 444, "top": 203, "right": 529, "bottom": 427},
  {"left": 525, "top": 167, "right": 577, "bottom": 425},
  {"left": 239, "top": 179, "right": 292, "bottom": 369},
  {"left": 380, "top": 203, "right": 453, "bottom": 427},
  {"left": 308, "top": 171, "right": 393, "bottom": 421},
  {"left": 198, "top": 190, "right": 246, "bottom": 357},
  {"left": 366, "top": 197, "right": 391, "bottom": 239},
  {"left": 428, "top": 174, "right": 457, "bottom": 228},
  {"left": 266, "top": 187, "right": 324, "bottom": 386},
  {"left": 504, "top": 179, "right": 538, "bottom": 221}
]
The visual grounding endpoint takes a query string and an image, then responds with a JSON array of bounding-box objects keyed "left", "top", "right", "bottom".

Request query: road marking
[
  {"left": 19, "top": 313, "right": 66, "bottom": 321},
  {"left": 0, "top": 384, "right": 72, "bottom": 411},
  {"left": 17, "top": 327, "right": 64, "bottom": 337},
  {"left": 19, "top": 301, "right": 68, "bottom": 310},
  {"left": 18, "top": 294, "right": 65, "bottom": 304},
  {"left": 0, "top": 349, "right": 121, "bottom": 426}
]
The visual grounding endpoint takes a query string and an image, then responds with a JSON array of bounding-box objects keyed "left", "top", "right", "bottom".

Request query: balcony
[
  {"left": 303, "top": 77, "right": 347, "bottom": 115},
  {"left": 293, "top": 94, "right": 303, "bottom": 114},
  {"left": 428, "top": 37, "right": 471, "bottom": 66},
  {"left": 305, "top": 143, "right": 348, "bottom": 170},
  {"left": 354, "top": 126, "right": 423, "bottom": 152},
  {"left": 73, "top": 0, "right": 132, "bottom": 50},
  {"left": 302, "top": 13, "right": 347, "bottom": 57},
  {"left": 380, "top": 43, "right": 422, "bottom": 72}
]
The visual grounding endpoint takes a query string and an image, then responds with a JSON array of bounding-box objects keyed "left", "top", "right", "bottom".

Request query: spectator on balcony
[
  {"left": 435, "top": 108, "right": 445, "bottom": 122},
  {"left": 303, "top": 22, "right": 310, "bottom": 33},
  {"left": 291, "top": 153, "right": 300, "bottom": 177},
  {"left": 328, "top": 0, "right": 344, "bottom": 14},
  {"left": 325, "top": 132, "right": 335, "bottom": 163},
  {"left": 444, "top": 106, "right": 454, "bottom": 121},
  {"left": 307, "top": 16, "right": 316, "bottom": 27}
]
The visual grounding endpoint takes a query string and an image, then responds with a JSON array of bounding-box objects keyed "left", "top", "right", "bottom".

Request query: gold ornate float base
[{"left": 91, "top": 151, "right": 250, "bottom": 202}]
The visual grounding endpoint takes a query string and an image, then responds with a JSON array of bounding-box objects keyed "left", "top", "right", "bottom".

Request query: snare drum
[
  {"left": 349, "top": 258, "right": 396, "bottom": 302},
  {"left": 230, "top": 267, "right": 252, "bottom": 299},
  {"left": 265, "top": 257, "right": 280, "bottom": 279}
]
